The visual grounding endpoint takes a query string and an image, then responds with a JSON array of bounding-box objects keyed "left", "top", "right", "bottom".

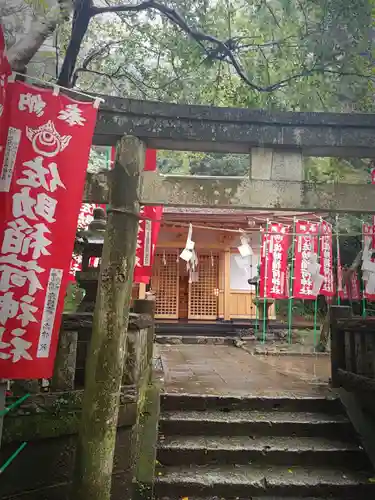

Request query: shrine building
[{"left": 145, "top": 208, "right": 317, "bottom": 323}]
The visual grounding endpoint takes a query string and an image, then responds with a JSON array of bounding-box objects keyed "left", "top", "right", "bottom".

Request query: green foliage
[
  {"left": 70, "top": 0, "right": 371, "bottom": 110},
  {"left": 87, "top": 146, "right": 112, "bottom": 173},
  {"left": 55, "top": 0, "right": 372, "bottom": 179},
  {"left": 64, "top": 282, "right": 84, "bottom": 313}
]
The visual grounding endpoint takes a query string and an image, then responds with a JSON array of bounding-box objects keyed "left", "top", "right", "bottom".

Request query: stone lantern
[
  {"left": 75, "top": 207, "right": 107, "bottom": 312},
  {"left": 248, "top": 276, "right": 274, "bottom": 335}
]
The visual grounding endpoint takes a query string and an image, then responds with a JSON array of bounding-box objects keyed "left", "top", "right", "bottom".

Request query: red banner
[
  {"left": 336, "top": 241, "right": 359, "bottom": 300},
  {"left": 0, "top": 81, "right": 98, "bottom": 379},
  {"left": 133, "top": 149, "right": 163, "bottom": 284},
  {"left": 349, "top": 271, "right": 361, "bottom": 301},
  {"left": 259, "top": 223, "right": 289, "bottom": 299},
  {"left": 339, "top": 269, "right": 361, "bottom": 301},
  {"left": 319, "top": 221, "right": 335, "bottom": 297},
  {"left": 362, "top": 224, "right": 375, "bottom": 301},
  {"left": 337, "top": 239, "right": 347, "bottom": 301},
  {"left": 293, "top": 220, "right": 320, "bottom": 299},
  {"left": 259, "top": 227, "right": 268, "bottom": 298}
]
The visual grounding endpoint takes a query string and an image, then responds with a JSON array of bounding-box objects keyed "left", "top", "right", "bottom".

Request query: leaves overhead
[
  {"left": 64, "top": 0, "right": 371, "bottom": 111},
  {"left": 3, "top": 0, "right": 372, "bottom": 180}
]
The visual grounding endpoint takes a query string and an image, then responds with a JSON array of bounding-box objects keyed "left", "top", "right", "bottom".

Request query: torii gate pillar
[{"left": 250, "top": 148, "right": 303, "bottom": 183}]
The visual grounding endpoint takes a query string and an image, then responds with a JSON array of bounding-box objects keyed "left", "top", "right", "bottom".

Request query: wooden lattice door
[
  {"left": 152, "top": 250, "right": 179, "bottom": 319},
  {"left": 189, "top": 253, "right": 219, "bottom": 320}
]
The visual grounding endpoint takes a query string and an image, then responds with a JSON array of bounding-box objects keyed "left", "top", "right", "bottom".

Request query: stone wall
[{"left": 0, "top": 305, "right": 161, "bottom": 500}]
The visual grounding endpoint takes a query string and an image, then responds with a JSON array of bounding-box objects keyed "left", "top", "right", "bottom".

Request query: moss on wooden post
[
  {"left": 72, "top": 136, "right": 145, "bottom": 500},
  {"left": 51, "top": 329, "right": 78, "bottom": 391}
]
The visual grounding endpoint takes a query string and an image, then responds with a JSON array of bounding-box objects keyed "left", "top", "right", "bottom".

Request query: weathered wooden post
[
  {"left": 72, "top": 136, "right": 145, "bottom": 500},
  {"left": 330, "top": 305, "right": 352, "bottom": 387},
  {"left": 51, "top": 329, "right": 78, "bottom": 391},
  {"left": 133, "top": 298, "right": 156, "bottom": 373}
]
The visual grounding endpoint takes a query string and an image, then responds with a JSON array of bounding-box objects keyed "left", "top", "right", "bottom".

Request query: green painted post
[
  {"left": 262, "top": 220, "right": 270, "bottom": 344},
  {"left": 335, "top": 215, "right": 341, "bottom": 306},
  {"left": 0, "top": 443, "right": 27, "bottom": 474},
  {"left": 255, "top": 228, "right": 262, "bottom": 334},
  {"left": 287, "top": 218, "right": 296, "bottom": 344},
  {"left": 0, "top": 393, "right": 29, "bottom": 417},
  {"left": 362, "top": 224, "right": 367, "bottom": 318},
  {"left": 313, "top": 221, "right": 322, "bottom": 348}
]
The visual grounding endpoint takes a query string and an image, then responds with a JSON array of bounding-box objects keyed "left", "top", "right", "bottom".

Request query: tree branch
[
  {"left": 57, "top": 0, "right": 94, "bottom": 86},
  {"left": 59, "top": 0, "right": 372, "bottom": 92}
]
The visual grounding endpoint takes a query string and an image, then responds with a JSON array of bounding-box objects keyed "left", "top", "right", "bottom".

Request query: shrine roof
[{"left": 162, "top": 207, "right": 321, "bottom": 224}]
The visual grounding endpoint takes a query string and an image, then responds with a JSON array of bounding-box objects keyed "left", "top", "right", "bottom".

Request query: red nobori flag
[
  {"left": 0, "top": 81, "right": 98, "bottom": 379},
  {"left": 349, "top": 271, "right": 361, "bottom": 301},
  {"left": 320, "top": 221, "right": 335, "bottom": 297},
  {"left": 259, "top": 227, "right": 269, "bottom": 298},
  {"left": 337, "top": 262, "right": 348, "bottom": 300},
  {"left": 337, "top": 248, "right": 361, "bottom": 300},
  {"left": 293, "top": 220, "right": 320, "bottom": 299},
  {"left": 133, "top": 149, "right": 163, "bottom": 284},
  {"left": 259, "top": 223, "right": 289, "bottom": 299},
  {"left": 336, "top": 240, "right": 348, "bottom": 299},
  {"left": 362, "top": 224, "right": 375, "bottom": 301},
  {"left": 338, "top": 273, "right": 348, "bottom": 299}
]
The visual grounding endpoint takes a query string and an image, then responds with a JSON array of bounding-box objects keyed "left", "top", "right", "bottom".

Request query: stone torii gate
[
  {"left": 86, "top": 97, "right": 375, "bottom": 213},
  {"left": 75, "top": 97, "right": 375, "bottom": 500}
]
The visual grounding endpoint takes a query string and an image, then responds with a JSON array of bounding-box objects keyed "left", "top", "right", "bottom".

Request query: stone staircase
[{"left": 155, "top": 393, "right": 375, "bottom": 499}]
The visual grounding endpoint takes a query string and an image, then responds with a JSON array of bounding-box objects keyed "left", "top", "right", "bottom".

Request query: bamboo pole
[{"left": 72, "top": 136, "right": 145, "bottom": 500}]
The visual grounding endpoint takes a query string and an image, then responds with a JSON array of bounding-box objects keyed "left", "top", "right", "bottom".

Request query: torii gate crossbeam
[
  {"left": 82, "top": 97, "right": 375, "bottom": 213},
  {"left": 93, "top": 96, "right": 375, "bottom": 158}
]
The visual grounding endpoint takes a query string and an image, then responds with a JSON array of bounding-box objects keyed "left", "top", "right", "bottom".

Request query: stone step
[
  {"left": 156, "top": 497, "right": 360, "bottom": 500},
  {"left": 154, "top": 464, "right": 375, "bottom": 498},
  {"left": 161, "top": 393, "right": 343, "bottom": 413},
  {"left": 159, "top": 410, "right": 354, "bottom": 438},
  {"left": 156, "top": 335, "right": 236, "bottom": 345},
  {"left": 157, "top": 435, "right": 368, "bottom": 469}
]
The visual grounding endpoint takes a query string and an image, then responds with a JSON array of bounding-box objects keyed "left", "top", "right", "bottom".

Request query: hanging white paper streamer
[
  {"left": 362, "top": 259, "right": 375, "bottom": 273},
  {"left": 180, "top": 248, "right": 193, "bottom": 261},
  {"left": 311, "top": 274, "right": 325, "bottom": 295},
  {"left": 180, "top": 223, "right": 195, "bottom": 262},
  {"left": 234, "top": 255, "right": 249, "bottom": 269},
  {"left": 307, "top": 251, "right": 324, "bottom": 294},
  {"left": 237, "top": 233, "right": 253, "bottom": 257},
  {"left": 191, "top": 271, "right": 199, "bottom": 282}
]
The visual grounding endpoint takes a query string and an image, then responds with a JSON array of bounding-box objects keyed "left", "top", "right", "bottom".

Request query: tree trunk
[
  {"left": 57, "top": 0, "right": 93, "bottom": 87},
  {"left": 7, "top": 0, "right": 73, "bottom": 72},
  {"left": 72, "top": 136, "right": 145, "bottom": 500}
]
